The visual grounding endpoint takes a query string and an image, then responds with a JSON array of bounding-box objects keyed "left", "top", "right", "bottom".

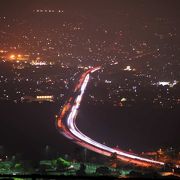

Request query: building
[{"left": 21, "top": 95, "right": 54, "bottom": 103}]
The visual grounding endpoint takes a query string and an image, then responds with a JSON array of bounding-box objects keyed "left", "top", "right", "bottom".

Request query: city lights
[{"left": 0, "top": 1, "right": 180, "bottom": 178}]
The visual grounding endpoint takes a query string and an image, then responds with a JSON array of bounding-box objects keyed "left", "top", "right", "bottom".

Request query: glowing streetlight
[{"left": 10, "top": 54, "right": 16, "bottom": 60}]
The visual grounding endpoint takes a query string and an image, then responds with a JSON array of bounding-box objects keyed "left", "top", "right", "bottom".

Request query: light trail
[{"left": 57, "top": 67, "right": 166, "bottom": 167}]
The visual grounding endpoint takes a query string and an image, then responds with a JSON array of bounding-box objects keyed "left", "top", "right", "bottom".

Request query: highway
[{"left": 56, "top": 67, "right": 166, "bottom": 167}]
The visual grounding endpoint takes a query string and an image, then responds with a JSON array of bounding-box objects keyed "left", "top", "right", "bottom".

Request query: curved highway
[{"left": 57, "top": 67, "right": 165, "bottom": 167}]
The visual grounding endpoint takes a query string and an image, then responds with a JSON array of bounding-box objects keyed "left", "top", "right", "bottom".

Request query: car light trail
[{"left": 57, "top": 67, "right": 166, "bottom": 167}]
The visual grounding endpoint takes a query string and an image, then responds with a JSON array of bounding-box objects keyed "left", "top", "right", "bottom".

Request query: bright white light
[
  {"left": 158, "top": 82, "right": 170, "bottom": 86},
  {"left": 124, "top": 66, "right": 132, "bottom": 71},
  {"left": 61, "top": 67, "right": 165, "bottom": 167},
  {"left": 157, "top": 81, "right": 178, "bottom": 87}
]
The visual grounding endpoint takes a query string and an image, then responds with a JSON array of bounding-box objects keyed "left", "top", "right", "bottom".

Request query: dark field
[{"left": 0, "top": 101, "right": 179, "bottom": 160}]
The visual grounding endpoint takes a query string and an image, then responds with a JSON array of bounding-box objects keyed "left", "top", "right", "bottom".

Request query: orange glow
[
  {"left": 57, "top": 119, "right": 62, "bottom": 128},
  {"left": 10, "top": 54, "right": 16, "bottom": 59}
]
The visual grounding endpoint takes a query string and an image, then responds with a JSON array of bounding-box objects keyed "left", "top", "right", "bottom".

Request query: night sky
[{"left": 0, "top": 0, "right": 180, "bottom": 17}]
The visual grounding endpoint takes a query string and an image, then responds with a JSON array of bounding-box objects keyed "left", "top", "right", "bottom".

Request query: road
[{"left": 57, "top": 67, "right": 166, "bottom": 167}]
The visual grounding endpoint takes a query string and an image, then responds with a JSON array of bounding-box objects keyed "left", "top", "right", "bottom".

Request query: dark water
[{"left": 0, "top": 101, "right": 179, "bottom": 160}]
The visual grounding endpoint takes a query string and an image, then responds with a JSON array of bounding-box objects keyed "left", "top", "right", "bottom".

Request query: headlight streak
[{"left": 58, "top": 67, "right": 167, "bottom": 167}]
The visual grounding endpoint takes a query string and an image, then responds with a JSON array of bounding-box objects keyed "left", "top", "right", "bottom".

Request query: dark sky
[{"left": 0, "top": 0, "right": 180, "bottom": 18}]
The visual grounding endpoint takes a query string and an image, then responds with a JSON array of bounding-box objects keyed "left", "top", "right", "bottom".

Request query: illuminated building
[
  {"left": 36, "top": 95, "right": 54, "bottom": 102},
  {"left": 7, "top": 54, "right": 29, "bottom": 61},
  {"left": 154, "top": 81, "right": 178, "bottom": 88},
  {"left": 123, "top": 66, "right": 136, "bottom": 71},
  {"left": 21, "top": 95, "right": 54, "bottom": 102},
  {"left": 30, "top": 60, "right": 47, "bottom": 66}
]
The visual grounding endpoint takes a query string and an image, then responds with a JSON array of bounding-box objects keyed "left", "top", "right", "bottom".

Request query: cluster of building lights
[
  {"left": 36, "top": 95, "right": 53, "bottom": 99},
  {"left": 34, "top": 9, "right": 64, "bottom": 13},
  {"left": 124, "top": 65, "right": 136, "bottom": 71},
  {"left": 8, "top": 54, "right": 29, "bottom": 61},
  {"left": 154, "top": 80, "right": 178, "bottom": 88},
  {"left": 30, "top": 61, "right": 47, "bottom": 66}
]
